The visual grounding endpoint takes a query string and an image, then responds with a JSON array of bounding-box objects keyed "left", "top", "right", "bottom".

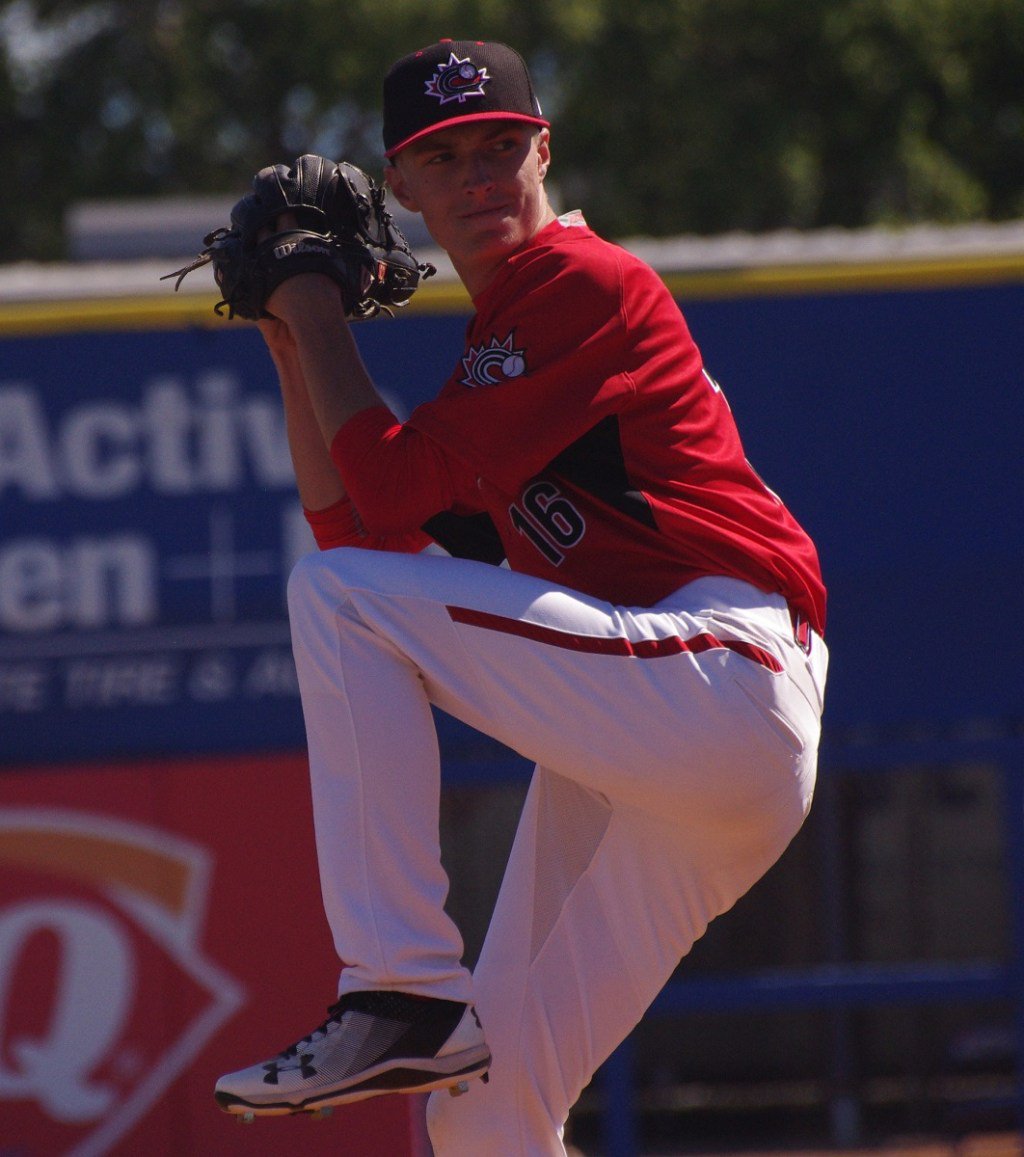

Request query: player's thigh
[{"left": 289, "top": 546, "right": 812, "bottom": 820}]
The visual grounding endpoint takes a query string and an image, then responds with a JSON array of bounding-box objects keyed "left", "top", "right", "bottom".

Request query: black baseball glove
[{"left": 163, "top": 154, "right": 434, "bottom": 320}]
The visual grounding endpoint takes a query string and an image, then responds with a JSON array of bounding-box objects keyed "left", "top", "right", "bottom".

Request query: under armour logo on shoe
[{"left": 262, "top": 1053, "right": 317, "bottom": 1084}]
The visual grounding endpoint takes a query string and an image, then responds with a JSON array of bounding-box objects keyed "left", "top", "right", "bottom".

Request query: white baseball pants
[{"left": 286, "top": 547, "right": 827, "bottom": 1157}]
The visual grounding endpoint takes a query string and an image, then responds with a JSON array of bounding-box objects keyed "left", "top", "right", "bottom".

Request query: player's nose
[{"left": 462, "top": 153, "right": 495, "bottom": 192}]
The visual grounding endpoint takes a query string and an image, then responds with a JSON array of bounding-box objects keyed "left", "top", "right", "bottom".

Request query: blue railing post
[
  {"left": 817, "top": 760, "right": 862, "bottom": 1147},
  {"left": 997, "top": 759, "right": 1024, "bottom": 1133},
  {"left": 599, "top": 1034, "right": 639, "bottom": 1157}
]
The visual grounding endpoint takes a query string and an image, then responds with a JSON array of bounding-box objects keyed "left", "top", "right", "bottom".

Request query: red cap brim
[{"left": 384, "top": 111, "right": 550, "bottom": 159}]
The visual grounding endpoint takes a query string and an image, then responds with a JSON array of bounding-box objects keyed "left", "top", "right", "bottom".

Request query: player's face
[{"left": 385, "top": 121, "right": 553, "bottom": 296}]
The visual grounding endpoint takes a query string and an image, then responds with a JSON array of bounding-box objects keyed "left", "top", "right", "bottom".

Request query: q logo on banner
[{"left": 0, "top": 808, "right": 244, "bottom": 1156}]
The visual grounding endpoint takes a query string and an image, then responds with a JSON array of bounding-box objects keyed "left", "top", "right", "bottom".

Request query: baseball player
[{"left": 213, "top": 39, "right": 828, "bottom": 1157}]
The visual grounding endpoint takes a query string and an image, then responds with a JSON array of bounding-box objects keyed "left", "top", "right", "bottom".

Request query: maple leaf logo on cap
[{"left": 425, "top": 52, "right": 490, "bottom": 105}]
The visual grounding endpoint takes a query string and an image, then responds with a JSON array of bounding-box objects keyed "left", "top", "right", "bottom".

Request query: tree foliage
[{"left": 2, "top": 0, "right": 1022, "bottom": 259}]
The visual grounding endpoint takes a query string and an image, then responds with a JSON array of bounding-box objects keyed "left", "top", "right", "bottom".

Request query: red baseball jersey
[{"left": 331, "top": 214, "right": 826, "bottom": 635}]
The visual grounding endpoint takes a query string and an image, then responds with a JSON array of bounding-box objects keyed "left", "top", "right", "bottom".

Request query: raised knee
[{"left": 286, "top": 548, "right": 339, "bottom": 616}]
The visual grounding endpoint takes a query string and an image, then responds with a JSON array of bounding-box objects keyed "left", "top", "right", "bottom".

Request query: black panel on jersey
[
  {"left": 547, "top": 416, "right": 657, "bottom": 528},
  {"left": 422, "top": 510, "right": 507, "bottom": 564}
]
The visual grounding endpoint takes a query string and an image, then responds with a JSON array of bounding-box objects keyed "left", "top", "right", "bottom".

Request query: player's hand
[
  {"left": 251, "top": 210, "right": 338, "bottom": 321},
  {"left": 256, "top": 210, "right": 300, "bottom": 241},
  {"left": 252, "top": 212, "right": 345, "bottom": 323}
]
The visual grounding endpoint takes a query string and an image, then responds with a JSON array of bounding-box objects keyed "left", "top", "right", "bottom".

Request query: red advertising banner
[{"left": 0, "top": 753, "right": 429, "bottom": 1156}]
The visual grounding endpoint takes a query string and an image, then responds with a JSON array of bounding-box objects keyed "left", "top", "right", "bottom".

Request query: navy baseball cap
[{"left": 383, "top": 39, "right": 549, "bottom": 158}]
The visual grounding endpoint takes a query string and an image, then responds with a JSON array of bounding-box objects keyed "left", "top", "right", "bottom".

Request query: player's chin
[
  {"left": 461, "top": 215, "right": 533, "bottom": 259},
  {"left": 455, "top": 217, "right": 513, "bottom": 251}
]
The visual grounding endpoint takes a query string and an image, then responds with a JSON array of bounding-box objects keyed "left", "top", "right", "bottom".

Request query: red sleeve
[
  {"left": 303, "top": 495, "right": 431, "bottom": 554},
  {"left": 330, "top": 406, "right": 486, "bottom": 534}
]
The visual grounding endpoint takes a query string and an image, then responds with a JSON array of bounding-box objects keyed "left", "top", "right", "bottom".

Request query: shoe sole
[{"left": 215, "top": 1048, "right": 491, "bottom": 1117}]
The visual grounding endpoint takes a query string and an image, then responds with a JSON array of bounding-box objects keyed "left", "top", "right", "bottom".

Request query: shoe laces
[
  {"left": 277, "top": 1003, "right": 346, "bottom": 1059},
  {"left": 277, "top": 991, "right": 436, "bottom": 1060},
  {"left": 277, "top": 991, "right": 440, "bottom": 1059}
]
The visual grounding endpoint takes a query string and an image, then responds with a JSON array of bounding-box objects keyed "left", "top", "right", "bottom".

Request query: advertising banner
[
  {"left": 0, "top": 318, "right": 463, "bottom": 766},
  {"left": 0, "top": 751, "right": 428, "bottom": 1156}
]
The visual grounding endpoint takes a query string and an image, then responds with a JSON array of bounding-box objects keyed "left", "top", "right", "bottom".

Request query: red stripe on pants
[{"left": 445, "top": 605, "right": 783, "bottom": 673}]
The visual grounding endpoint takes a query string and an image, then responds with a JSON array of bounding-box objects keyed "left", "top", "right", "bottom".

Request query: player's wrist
[
  {"left": 257, "top": 316, "right": 297, "bottom": 349},
  {"left": 267, "top": 274, "right": 346, "bottom": 325}
]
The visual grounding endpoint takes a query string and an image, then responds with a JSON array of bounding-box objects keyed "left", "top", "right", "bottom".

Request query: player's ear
[
  {"left": 536, "top": 129, "right": 551, "bottom": 180},
  {"left": 384, "top": 162, "right": 419, "bottom": 213}
]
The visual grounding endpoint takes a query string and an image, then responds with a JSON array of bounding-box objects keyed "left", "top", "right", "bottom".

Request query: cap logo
[{"left": 425, "top": 52, "right": 490, "bottom": 105}]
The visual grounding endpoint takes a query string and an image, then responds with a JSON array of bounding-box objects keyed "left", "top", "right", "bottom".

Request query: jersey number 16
[{"left": 509, "top": 480, "right": 586, "bottom": 566}]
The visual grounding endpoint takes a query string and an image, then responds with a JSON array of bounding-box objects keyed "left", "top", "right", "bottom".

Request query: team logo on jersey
[
  {"left": 425, "top": 52, "right": 490, "bottom": 105},
  {"left": 461, "top": 332, "right": 527, "bottom": 387}
]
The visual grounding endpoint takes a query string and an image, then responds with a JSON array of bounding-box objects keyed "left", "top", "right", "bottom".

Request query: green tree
[
  {"left": 1, "top": 0, "right": 1021, "bottom": 259},
  {"left": 551, "top": 0, "right": 1024, "bottom": 235}
]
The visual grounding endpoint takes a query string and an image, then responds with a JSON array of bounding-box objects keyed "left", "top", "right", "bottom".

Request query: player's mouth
[{"left": 460, "top": 203, "right": 510, "bottom": 221}]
